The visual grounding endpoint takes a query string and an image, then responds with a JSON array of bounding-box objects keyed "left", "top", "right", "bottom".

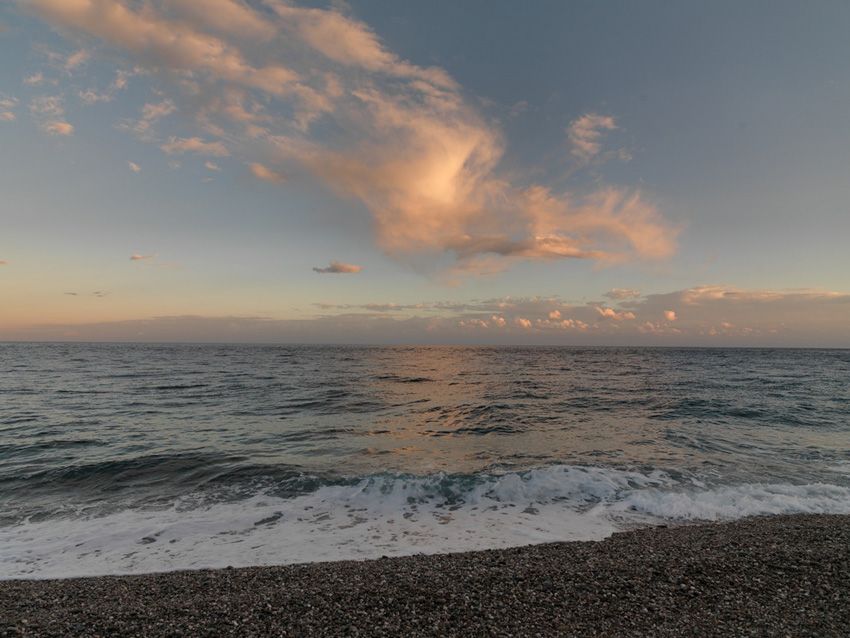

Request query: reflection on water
[{"left": 1, "top": 344, "right": 849, "bottom": 517}]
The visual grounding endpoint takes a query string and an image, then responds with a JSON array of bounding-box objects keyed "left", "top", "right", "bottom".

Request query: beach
[{"left": 3, "top": 513, "right": 848, "bottom": 637}]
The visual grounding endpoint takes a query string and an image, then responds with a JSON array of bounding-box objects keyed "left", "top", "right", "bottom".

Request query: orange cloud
[
  {"left": 165, "top": 0, "right": 276, "bottom": 40},
  {"left": 161, "top": 136, "right": 228, "bottom": 156},
  {"left": 43, "top": 121, "right": 74, "bottom": 135},
  {"left": 23, "top": 0, "right": 680, "bottom": 275},
  {"left": 595, "top": 306, "right": 636, "bottom": 321},
  {"left": 249, "top": 162, "right": 285, "bottom": 183}
]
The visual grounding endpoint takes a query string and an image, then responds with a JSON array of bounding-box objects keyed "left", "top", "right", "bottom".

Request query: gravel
[{"left": 2, "top": 514, "right": 849, "bottom": 637}]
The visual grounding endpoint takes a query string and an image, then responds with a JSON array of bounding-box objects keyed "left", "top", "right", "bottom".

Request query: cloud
[
  {"left": 119, "top": 99, "right": 176, "bottom": 138},
  {"left": 0, "top": 96, "right": 16, "bottom": 122},
  {"left": 128, "top": 161, "right": 141, "bottom": 173},
  {"left": 130, "top": 253, "right": 155, "bottom": 261},
  {"left": 24, "top": 72, "right": 44, "bottom": 86},
  {"left": 78, "top": 89, "right": 112, "bottom": 104},
  {"left": 567, "top": 113, "right": 618, "bottom": 163},
  {"left": 4, "top": 285, "right": 849, "bottom": 345},
  {"left": 594, "top": 306, "right": 636, "bottom": 321},
  {"left": 249, "top": 162, "right": 285, "bottom": 183},
  {"left": 43, "top": 120, "right": 74, "bottom": 135},
  {"left": 22, "top": 0, "right": 679, "bottom": 275},
  {"left": 29, "top": 94, "right": 73, "bottom": 134},
  {"left": 204, "top": 161, "right": 221, "bottom": 171},
  {"left": 604, "top": 288, "right": 641, "bottom": 300},
  {"left": 664, "top": 310, "right": 677, "bottom": 321},
  {"left": 64, "top": 290, "right": 109, "bottom": 298},
  {"left": 65, "top": 49, "right": 90, "bottom": 70},
  {"left": 78, "top": 69, "right": 134, "bottom": 105},
  {"left": 313, "top": 260, "right": 362, "bottom": 274},
  {"left": 161, "top": 136, "right": 229, "bottom": 156},
  {"left": 165, "top": 0, "right": 276, "bottom": 40},
  {"left": 0, "top": 259, "right": 7, "bottom": 265},
  {"left": 142, "top": 100, "right": 176, "bottom": 121},
  {"left": 29, "top": 95, "right": 63, "bottom": 117}
]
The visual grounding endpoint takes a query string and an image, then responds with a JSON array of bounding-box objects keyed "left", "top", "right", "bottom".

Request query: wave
[{"left": 3, "top": 464, "right": 850, "bottom": 580}]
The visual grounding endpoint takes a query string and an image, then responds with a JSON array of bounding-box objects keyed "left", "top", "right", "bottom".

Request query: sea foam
[{"left": 3, "top": 464, "right": 850, "bottom": 580}]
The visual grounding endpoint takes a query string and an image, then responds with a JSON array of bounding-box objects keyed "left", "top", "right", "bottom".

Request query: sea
[{"left": 2, "top": 343, "right": 849, "bottom": 579}]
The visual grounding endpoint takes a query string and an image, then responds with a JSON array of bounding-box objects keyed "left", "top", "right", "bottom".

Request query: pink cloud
[
  {"left": 595, "top": 306, "right": 636, "bottom": 321},
  {"left": 130, "top": 253, "right": 155, "bottom": 261},
  {"left": 249, "top": 162, "right": 285, "bottom": 183},
  {"left": 567, "top": 113, "right": 617, "bottom": 163},
  {"left": 23, "top": 0, "right": 679, "bottom": 275},
  {"left": 43, "top": 121, "right": 74, "bottom": 135},
  {"left": 161, "top": 136, "right": 229, "bottom": 157}
]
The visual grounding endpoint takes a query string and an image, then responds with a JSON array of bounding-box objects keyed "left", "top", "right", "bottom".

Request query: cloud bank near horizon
[
  {"left": 3, "top": 285, "right": 848, "bottom": 347},
  {"left": 19, "top": 0, "right": 678, "bottom": 275}
]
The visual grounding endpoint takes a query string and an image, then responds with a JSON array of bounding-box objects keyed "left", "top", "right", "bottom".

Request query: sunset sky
[{"left": 1, "top": 0, "right": 849, "bottom": 345}]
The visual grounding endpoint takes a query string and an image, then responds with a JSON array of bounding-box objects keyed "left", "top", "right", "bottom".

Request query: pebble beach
[{"left": 2, "top": 514, "right": 848, "bottom": 637}]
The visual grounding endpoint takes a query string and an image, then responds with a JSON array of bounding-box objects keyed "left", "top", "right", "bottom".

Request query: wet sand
[{"left": 2, "top": 514, "right": 848, "bottom": 637}]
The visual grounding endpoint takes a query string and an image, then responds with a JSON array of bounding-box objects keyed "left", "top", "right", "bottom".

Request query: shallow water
[{"left": 2, "top": 344, "right": 849, "bottom": 578}]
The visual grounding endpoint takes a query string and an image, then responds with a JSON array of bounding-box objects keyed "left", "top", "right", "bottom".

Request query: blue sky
[{"left": 1, "top": 0, "right": 849, "bottom": 345}]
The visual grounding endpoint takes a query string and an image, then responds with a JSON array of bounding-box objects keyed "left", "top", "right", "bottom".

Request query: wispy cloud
[
  {"left": 130, "top": 253, "right": 156, "bottom": 261},
  {"left": 567, "top": 113, "right": 619, "bottom": 163},
  {"left": 23, "top": 72, "right": 44, "bottom": 86},
  {"left": 29, "top": 94, "right": 73, "bottom": 135},
  {"left": 204, "top": 161, "right": 221, "bottom": 172},
  {"left": 22, "top": 0, "right": 679, "bottom": 275},
  {"left": 64, "top": 49, "right": 90, "bottom": 71},
  {"left": 604, "top": 288, "right": 641, "bottom": 300},
  {"left": 161, "top": 136, "right": 229, "bottom": 157},
  {"left": 249, "top": 162, "right": 285, "bottom": 183},
  {"left": 313, "top": 260, "right": 363, "bottom": 274},
  {"left": 0, "top": 95, "right": 17, "bottom": 121},
  {"left": 64, "top": 290, "right": 109, "bottom": 298},
  {"left": 118, "top": 99, "right": 176, "bottom": 139},
  {"left": 128, "top": 161, "right": 141, "bottom": 173}
]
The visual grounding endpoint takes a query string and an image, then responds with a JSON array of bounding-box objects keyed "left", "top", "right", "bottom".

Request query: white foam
[
  {"left": 2, "top": 465, "right": 849, "bottom": 580},
  {"left": 616, "top": 482, "right": 850, "bottom": 520}
]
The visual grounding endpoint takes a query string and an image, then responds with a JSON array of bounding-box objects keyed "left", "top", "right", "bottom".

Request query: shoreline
[{"left": 2, "top": 513, "right": 849, "bottom": 636}]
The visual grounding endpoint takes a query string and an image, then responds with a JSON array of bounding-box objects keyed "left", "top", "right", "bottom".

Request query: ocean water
[{"left": 2, "top": 343, "right": 849, "bottom": 579}]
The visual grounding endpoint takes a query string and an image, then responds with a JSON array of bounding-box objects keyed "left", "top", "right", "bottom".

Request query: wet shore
[{"left": 2, "top": 514, "right": 848, "bottom": 637}]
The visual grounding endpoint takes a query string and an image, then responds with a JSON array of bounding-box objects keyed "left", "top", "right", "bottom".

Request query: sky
[{"left": 1, "top": 0, "right": 849, "bottom": 346}]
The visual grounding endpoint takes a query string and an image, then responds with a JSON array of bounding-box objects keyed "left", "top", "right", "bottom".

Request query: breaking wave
[{"left": 3, "top": 464, "right": 849, "bottom": 580}]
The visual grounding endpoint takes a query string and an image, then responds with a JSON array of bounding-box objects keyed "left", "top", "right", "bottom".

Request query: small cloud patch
[
  {"left": 249, "top": 162, "right": 285, "bottom": 183},
  {"left": 313, "top": 261, "right": 362, "bottom": 274}
]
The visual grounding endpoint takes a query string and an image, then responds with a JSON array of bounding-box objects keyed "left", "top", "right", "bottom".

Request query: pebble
[{"left": 1, "top": 514, "right": 849, "bottom": 637}]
